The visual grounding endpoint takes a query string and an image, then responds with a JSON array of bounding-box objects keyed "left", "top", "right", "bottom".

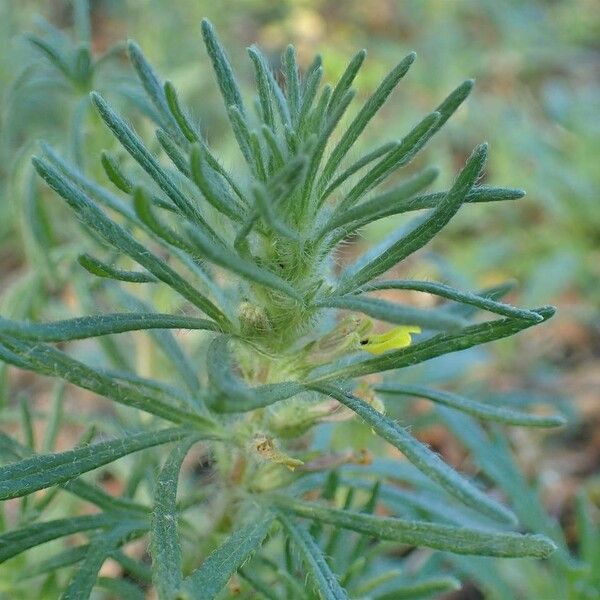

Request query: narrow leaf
[
  {"left": 248, "top": 46, "right": 275, "bottom": 130},
  {"left": 0, "top": 334, "right": 216, "bottom": 428},
  {"left": 201, "top": 19, "right": 245, "bottom": 115},
  {"left": 324, "top": 166, "right": 439, "bottom": 233},
  {"left": 314, "top": 295, "right": 467, "bottom": 331},
  {"left": 373, "top": 577, "right": 461, "bottom": 600},
  {"left": 309, "top": 306, "right": 555, "bottom": 382},
  {"left": 152, "top": 438, "right": 198, "bottom": 600},
  {"left": 0, "top": 427, "right": 196, "bottom": 501},
  {"left": 337, "top": 143, "right": 487, "bottom": 293},
  {"left": 207, "top": 336, "right": 303, "bottom": 412},
  {"left": 320, "top": 141, "right": 399, "bottom": 203},
  {"left": 376, "top": 384, "right": 565, "bottom": 427},
  {"left": 273, "top": 496, "right": 556, "bottom": 558},
  {"left": 164, "top": 80, "right": 200, "bottom": 142},
  {"left": 277, "top": 512, "right": 349, "bottom": 600},
  {"left": 0, "top": 514, "right": 129, "bottom": 564},
  {"left": 337, "top": 111, "right": 441, "bottom": 211},
  {"left": 187, "top": 228, "right": 302, "bottom": 301},
  {"left": 320, "top": 52, "right": 416, "bottom": 187},
  {"left": 181, "top": 513, "right": 275, "bottom": 600},
  {"left": 90, "top": 92, "right": 221, "bottom": 243},
  {"left": 327, "top": 49, "right": 366, "bottom": 116},
  {"left": 312, "top": 385, "right": 516, "bottom": 523},
  {"left": 62, "top": 525, "right": 140, "bottom": 600},
  {"left": 78, "top": 254, "right": 158, "bottom": 283},
  {"left": 356, "top": 279, "right": 541, "bottom": 322},
  {"left": 32, "top": 156, "right": 227, "bottom": 324},
  {"left": 0, "top": 312, "right": 219, "bottom": 342},
  {"left": 190, "top": 143, "right": 243, "bottom": 221}
]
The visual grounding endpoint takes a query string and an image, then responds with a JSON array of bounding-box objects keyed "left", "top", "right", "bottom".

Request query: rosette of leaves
[{"left": 0, "top": 17, "right": 565, "bottom": 600}]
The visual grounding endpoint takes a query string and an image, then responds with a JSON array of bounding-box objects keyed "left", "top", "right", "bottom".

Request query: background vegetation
[{"left": 0, "top": 1, "right": 598, "bottom": 598}]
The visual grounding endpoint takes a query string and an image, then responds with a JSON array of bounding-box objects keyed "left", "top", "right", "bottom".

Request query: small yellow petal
[{"left": 362, "top": 325, "right": 421, "bottom": 355}]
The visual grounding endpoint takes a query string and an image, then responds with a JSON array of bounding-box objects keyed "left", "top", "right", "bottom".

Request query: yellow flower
[{"left": 360, "top": 325, "right": 421, "bottom": 355}]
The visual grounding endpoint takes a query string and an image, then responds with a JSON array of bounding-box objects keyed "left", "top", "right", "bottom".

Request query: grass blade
[{"left": 90, "top": 92, "right": 221, "bottom": 243}]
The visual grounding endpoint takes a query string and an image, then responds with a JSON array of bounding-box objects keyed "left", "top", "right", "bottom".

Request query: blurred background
[{"left": 0, "top": 0, "right": 599, "bottom": 598}]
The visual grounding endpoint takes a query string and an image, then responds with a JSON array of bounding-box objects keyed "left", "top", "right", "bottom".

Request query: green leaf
[
  {"left": 100, "top": 150, "right": 133, "bottom": 194},
  {"left": 25, "top": 34, "right": 72, "bottom": 80},
  {"left": 0, "top": 427, "right": 197, "bottom": 501},
  {"left": 32, "top": 156, "right": 227, "bottom": 325},
  {"left": 283, "top": 45, "right": 301, "bottom": 119},
  {"left": 334, "top": 186, "right": 525, "bottom": 234},
  {"left": 323, "top": 166, "right": 439, "bottom": 233},
  {"left": 376, "top": 384, "right": 565, "bottom": 427},
  {"left": 327, "top": 49, "right": 366, "bottom": 117},
  {"left": 152, "top": 438, "right": 198, "bottom": 600},
  {"left": 277, "top": 512, "right": 349, "bottom": 600},
  {"left": 297, "top": 66, "right": 323, "bottom": 132},
  {"left": 429, "top": 78, "right": 474, "bottom": 137},
  {"left": 190, "top": 143, "right": 244, "bottom": 222},
  {"left": 320, "top": 52, "right": 416, "bottom": 188},
  {"left": 312, "top": 385, "right": 516, "bottom": 523},
  {"left": 62, "top": 524, "right": 142, "bottom": 600},
  {"left": 207, "top": 336, "right": 304, "bottom": 412},
  {"left": 336, "top": 111, "right": 441, "bottom": 212},
  {"left": 302, "top": 90, "right": 356, "bottom": 209},
  {"left": 272, "top": 496, "right": 557, "bottom": 558},
  {"left": 319, "top": 141, "right": 399, "bottom": 204},
  {"left": 0, "top": 335, "right": 216, "bottom": 428},
  {"left": 20, "top": 545, "right": 89, "bottom": 579},
  {"left": 96, "top": 577, "right": 145, "bottom": 600},
  {"left": 336, "top": 143, "right": 487, "bottom": 293},
  {"left": 314, "top": 295, "right": 467, "bottom": 331},
  {"left": 155, "top": 127, "right": 192, "bottom": 177},
  {"left": 247, "top": 46, "right": 276, "bottom": 131},
  {"left": 180, "top": 513, "right": 275, "bottom": 600},
  {"left": 164, "top": 80, "right": 200, "bottom": 142},
  {"left": 373, "top": 577, "right": 461, "bottom": 600},
  {"left": 0, "top": 312, "right": 219, "bottom": 342},
  {"left": 252, "top": 182, "right": 299, "bottom": 241},
  {"left": 227, "top": 105, "right": 256, "bottom": 170},
  {"left": 309, "top": 306, "right": 555, "bottom": 382},
  {"left": 73, "top": 0, "right": 91, "bottom": 44},
  {"left": 355, "top": 279, "right": 541, "bottom": 322},
  {"left": 0, "top": 514, "right": 130, "bottom": 564},
  {"left": 201, "top": 19, "right": 245, "bottom": 116},
  {"left": 90, "top": 92, "right": 221, "bottom": 243},
  {"left": 127, "top": 40, "right": 180, "bottom": 135},
  {"left": 77, "top": 253, "right": 158, "bottom": 283},
  {"left": 187, "top": 227, "right": 302, "bottom": 301}
]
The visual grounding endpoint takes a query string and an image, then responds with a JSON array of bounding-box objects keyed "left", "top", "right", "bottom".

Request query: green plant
[{"left": 0, "top": 17, "right": 566, "bottom": 599}]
